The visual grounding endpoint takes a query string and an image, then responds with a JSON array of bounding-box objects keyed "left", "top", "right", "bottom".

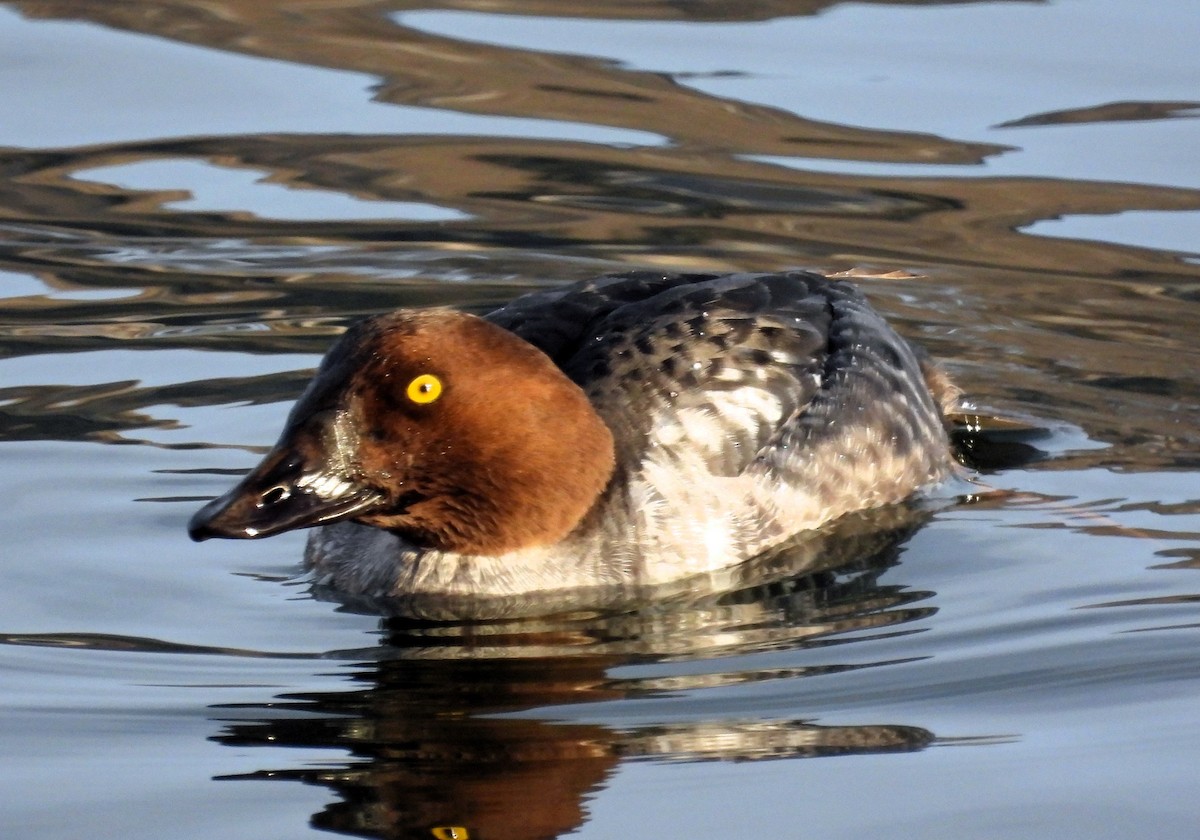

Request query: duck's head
[{"left": 188, "top": 310, "right": 615, "bottom": 555}]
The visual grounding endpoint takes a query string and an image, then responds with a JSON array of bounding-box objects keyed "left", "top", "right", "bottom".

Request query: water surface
[{"left": 1, "top": 1, "right": 1198, "bottom": 838}]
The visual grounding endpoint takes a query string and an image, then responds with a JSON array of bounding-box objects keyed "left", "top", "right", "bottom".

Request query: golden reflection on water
[{"left": 0, "top": 1, "right": 1193, "bottom": 507}]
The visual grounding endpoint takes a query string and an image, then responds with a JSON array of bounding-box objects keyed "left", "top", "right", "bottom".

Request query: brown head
[{"left": 188, "top": 310, "right": 616, "bottom": 555}]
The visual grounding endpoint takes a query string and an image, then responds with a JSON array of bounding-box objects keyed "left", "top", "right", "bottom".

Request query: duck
[{"left": 189, "top": 270, "right": 960, "bottom": 611}]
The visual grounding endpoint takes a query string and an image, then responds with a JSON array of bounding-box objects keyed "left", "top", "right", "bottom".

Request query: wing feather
[{"left": 487, "top": 271, "right": 838, "bottom": 477}]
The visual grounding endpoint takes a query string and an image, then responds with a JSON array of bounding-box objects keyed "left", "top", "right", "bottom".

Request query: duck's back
[
  {"left": 488, "top": 271, "right": 829, "bottom": 473},
  {"left": 486, "top": 271, "right": 955, "bottom": 579}
]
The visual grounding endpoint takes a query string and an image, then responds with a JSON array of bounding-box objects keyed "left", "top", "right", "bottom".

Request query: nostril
[{"left": 260, "top": 485, "right": 290, "bottom": 507}]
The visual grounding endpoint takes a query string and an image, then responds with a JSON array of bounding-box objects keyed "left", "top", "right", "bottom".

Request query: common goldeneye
[{"left": 189, "top": 271, "right": 959, "bottom": 609}]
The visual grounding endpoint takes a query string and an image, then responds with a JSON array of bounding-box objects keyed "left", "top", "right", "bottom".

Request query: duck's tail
[{"left": 919, "top": 358, "right": 966, "bottom": 423}]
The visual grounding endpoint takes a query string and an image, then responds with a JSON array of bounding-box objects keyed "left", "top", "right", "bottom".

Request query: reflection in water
[
  {"left": 15, "top": 1, "right": 1005, "bottom": 164},
  {"left": 212, "top": 508, "right": 938, "bottom": 839},
  {"left": 215, "top": 659, "right": 933, "bottom": 839},
  {"left": 994, "top": 100, "right": 1200, "bottom": 129},
  {"left": 2, "top": 1, "right": 1198, "bottom": 472}
]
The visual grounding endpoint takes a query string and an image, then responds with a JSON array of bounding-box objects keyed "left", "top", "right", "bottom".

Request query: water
[{"left": 1, "top": 0, "right": 1198, "bottom": 837}]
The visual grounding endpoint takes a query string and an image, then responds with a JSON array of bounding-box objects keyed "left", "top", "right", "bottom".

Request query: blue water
[{"left": 1, "top": 1, "right": 1198, "bottom": 837}]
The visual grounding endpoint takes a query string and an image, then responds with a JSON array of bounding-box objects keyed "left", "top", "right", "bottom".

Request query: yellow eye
[{"left": 406, "top": 373, "right": 442, "bottom": 404}]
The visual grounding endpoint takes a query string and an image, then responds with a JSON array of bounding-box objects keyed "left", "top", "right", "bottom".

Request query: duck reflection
[{"left": 211, "top": 505, "right": 939, "bottom": 839}]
